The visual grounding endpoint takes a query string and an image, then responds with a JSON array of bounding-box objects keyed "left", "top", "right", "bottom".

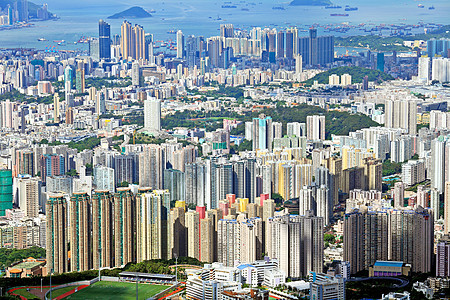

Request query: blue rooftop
[
  {"left": 374, "top": 261, "right": 403, "bottom": 268},
  {"left": 236, "top": 264, "right": 255, "bottom": 270}
]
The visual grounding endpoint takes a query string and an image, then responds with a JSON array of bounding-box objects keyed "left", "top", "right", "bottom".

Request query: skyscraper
[
  {"left": 114, "top": 188, "right": 135, "bottom": 267},
  {"left": 69, "top": 192, "right": 92, "bottom": 272},
  {"left": 120, "top": 21, "right": 146, "bottom": 60},
  {"left": 136, "top": 190, "right": 171, "bottom": 261},
  {"left": 0, "top": 169, "right": 12, "bottom": 217},
  {"left": 46, "top": 193, "right": 68, "bottom": 274},
  {"left": 376, "top": 53, "right": 385, "bottom": 72},
  {"left": 75, "top": 68, "right": 85, "bottom": 93},
  {"left": 131, "top": 62, "right": 142, "bottom": 87},
  {"left": 276, "top": 31, "right": 284, "bottom": 59},
  {"left": 144, "top": 97, "right": 161, "bottom": 134},
  {"left": 298, "top": 28, "right": 334, "bottom": 66},
  {"left": 98, "top": 19, "right": 111, "bottom": 59},
  {"left": 139, "top": 145, "right": 165, "bottom": 189},
  {"left": 177, "top": 30, "right": 185, "bottom": 59},
  {"left": 344, "top": 207, "right": 434, "bottom": 274},
  {"left": 92, "top": 190, "right": 114, "bottom": 269},
  {"left": 384, "top": 99, "right": 418, "bottom": 135},
  {"left": 18, "top": 176, "right": 40, "bottom": 218},
  {"left": 268, "top": 212, "right": 324, "bottom": 278},
  {"left": 252, "top": 115, "right": 273, "bottom": 151},
  {"left": 306, "top": 115, "right": 325, "bottom": 141}
]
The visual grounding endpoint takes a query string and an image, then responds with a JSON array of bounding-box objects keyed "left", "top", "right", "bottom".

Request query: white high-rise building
[
  {"left": 329, "top": 74, "right": 340, "bottom": 86},
  {"left": 295, "top": 55, "right": 302, "bottom": 76},
  {"left": 385, "top": 99, "right": 417, "bottom": 135},
  {"left": 287, "top": 122, "right": 306, "bottom": 137},
  {"left": 144, "top": 97, "right": 161, "bottom": 134},
  {"left": 393, "top": 181, "right": 405, "bottom": 208},
  {"left": 445, "top": 182, "right": 450, "bottom": 234},
  {"left": 268, "top": 212, "right": 323, "bottom": 278},
  {"left": 418, "top": 56, "right": 430, "bottom": 83},
  {"left": 176, "top": 30, "right": 184, "bottom": 59},
  {"left": 93, "top": 165, "right": 115, "bottom": 193},
  {"left": 306, "top": 115, "right": 325, "bottom": 141},
  {"left": 432, "top": 57, "right": 450, "bottom": 83},
  {"left": 340, "top": 73, "right": 352, "bottom": 86}
]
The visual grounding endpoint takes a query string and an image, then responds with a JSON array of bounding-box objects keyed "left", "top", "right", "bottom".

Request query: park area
[{"left": 63, "top": 281, "right": 167, "bottom": 300}]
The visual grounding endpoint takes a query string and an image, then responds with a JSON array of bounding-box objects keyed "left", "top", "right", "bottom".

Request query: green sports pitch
[{"left": 63, "top": 281, "right": 168, "bottom": 300}]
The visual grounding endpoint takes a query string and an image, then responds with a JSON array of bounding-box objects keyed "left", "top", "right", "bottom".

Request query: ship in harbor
[{"left": 325, "top": 5, "right": 342, "bottom": 9}]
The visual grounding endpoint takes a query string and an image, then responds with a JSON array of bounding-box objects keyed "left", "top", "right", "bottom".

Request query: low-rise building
[
  {"left": 369, "top": 261, "right": 411, "bottom": 277},
  {"left": 5, "top": 257, "right": 47, "bottom": 278}
]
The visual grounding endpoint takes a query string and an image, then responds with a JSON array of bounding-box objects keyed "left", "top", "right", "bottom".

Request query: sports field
[{"left": 63, "top": 281, "right": 167, "bottom": 300}]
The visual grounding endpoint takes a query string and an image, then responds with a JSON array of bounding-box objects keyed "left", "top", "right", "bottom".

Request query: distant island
[
  {"left": 108, "top": 6, "right": 152, "bottom": 19},
  {"left": 289, "top": 0, "right": 332, "bottom": 6}
]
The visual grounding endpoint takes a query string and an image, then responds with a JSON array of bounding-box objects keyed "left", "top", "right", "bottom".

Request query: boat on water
[
  {"left": 418, "top": 4, "right": 424, "bottom": 8},
  {"left": 272, "top": 6, "right": 285, "bottom": 10},
  {"left": 345, "top": 7, "right": 358, "bottom": 11},
  {"left": 429, "top": 6, "right": 435, "bottom": 10},
  {"left": 222, "top": 5, "right": 237, "bottom": 8},
  {"left": 38, "top": 38, "right": 46, "bottom": 41},
  {"left": 325, "top": 5, "right": 341, "bottom": 9},
  {"left": 330, "top": 13, "right": 349, "bottom": 16}
]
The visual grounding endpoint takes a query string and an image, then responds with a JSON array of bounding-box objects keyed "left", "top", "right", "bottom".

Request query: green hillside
[{"left": 303, "top": 66, "right": 394, "bottom": 86}]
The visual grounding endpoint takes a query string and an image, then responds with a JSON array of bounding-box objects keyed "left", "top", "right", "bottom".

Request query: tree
[
  {"left": 65, "top": 169, "right": 78, "bottom": 176},
  {"left": 271, "top": 193, "right": 284, "bottom": 204}
]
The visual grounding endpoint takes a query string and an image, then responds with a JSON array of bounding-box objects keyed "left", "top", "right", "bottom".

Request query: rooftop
[{"left": 374, "top": 261, "right": 404, "bottom": 268}]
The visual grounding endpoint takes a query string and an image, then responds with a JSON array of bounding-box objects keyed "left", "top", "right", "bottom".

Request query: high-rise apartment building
[
  {"left": 186, "top": 210, "right": 200, "bottom": 260},
  {"left": 46, "top": 193, "right": 68, "bottom": 274},
  {"left": 344, "top": 207, "right": 434, "bottom": 274},
  {"left": 0, "top": 169, "right": 12, "bottom": 217},
  {"left": 139, "top": 144, "right": 165, "bottom": 189},
  {"left": 144, "top": 97, "right": 161, "bottom": 134},
  {"left": 18, "top": 176, "right": 40, "bottom": 218},
  {"left": 306, "top": 115, "right": 325, "bottom": 141},
  {"left": 120, "top": 21, "right": 146, "bottom": 60},
  {"left": 114, "top": 188, "right": 135, "bottom": 267},
  {"left": 69, "top": 192, "right": 91, "bottom": 272},
  {"left": 136, "top": 190, "right": 171, "bottom": 261},
  {"left": 298, "top": 28, "right": 334, "bottom": 66},
  {"left": 268, "top": 212, "right": 323, "bottom": 278},
  {"left": 385, "top": 99, "right": 417, "bottom": 135},
  {"left": 92, "top": 190, "right": 114, "bottom": 269},
  {"left": 252, "top": 115, "right": 273, "bottom": 151}
]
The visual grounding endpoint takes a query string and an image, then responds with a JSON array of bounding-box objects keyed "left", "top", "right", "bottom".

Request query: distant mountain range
[
  {"left": 289, "top": 0, "right": 332, "bottom": 6},
  {"left": 108, "top": 6, "right": 152, "bottom": 19}
]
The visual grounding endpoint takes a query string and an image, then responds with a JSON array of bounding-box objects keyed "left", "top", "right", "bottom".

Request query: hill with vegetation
[
  {"left": 289, "top": 0, "right": 331, "bottom": 5},
  {"left": 108, "top": 6, "right": 152, "bottom": 19},
  {"left": 335, "top": 25, "right": 450, "bottom": 52},
  {"left": 302, "top": 66, "right": 394, "bottom": 86},
  {"left": 255, "top": 104, "right": 380, "bottom": 139}
]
